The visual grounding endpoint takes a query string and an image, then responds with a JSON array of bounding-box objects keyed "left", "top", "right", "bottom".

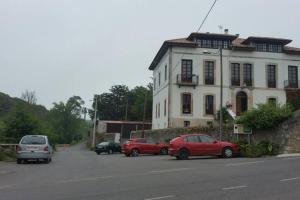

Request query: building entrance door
[{"left": 236, "top": 91, "right": 248, "bottom": 116}]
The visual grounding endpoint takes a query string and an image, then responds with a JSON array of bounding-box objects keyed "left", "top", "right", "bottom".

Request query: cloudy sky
[{"left": 1, "top": 0, "right": 300, "bottom": 109}]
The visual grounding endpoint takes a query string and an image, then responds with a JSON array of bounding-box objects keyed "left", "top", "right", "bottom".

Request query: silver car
[{"left": 16, "top": 135, "right": 53, "bottom": 164}]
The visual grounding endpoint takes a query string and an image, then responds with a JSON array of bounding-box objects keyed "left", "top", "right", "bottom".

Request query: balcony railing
[
  {"left": 284, "top": 80, "right": 300, "bottom": 89},
  {"left": 176, "top": 74, "right": 199, "bottom": 87}
]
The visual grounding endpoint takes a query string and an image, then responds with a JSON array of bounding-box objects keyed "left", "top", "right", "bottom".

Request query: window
[
  {"left": 288, "top": 66, "right": 298, "bottom": 88},
  {"left": 158, "top": 72, "right": 161, "bottom": 86},
  {"left": 199, "top": 135, "right": 215, "bottom": 143},
  {"left": 155, "top": 104, "right": 157, "bottom": 118},
  {"left": 184, "top": 135, "right": 200, "bottom": 142},
  {"left": 158, "top": 103, "right": 160, "bottom": 118},
  {"left": 223, "top": 40, "right": 229, "bottom": 49},
  {"left": 154, "top": 78, "right": 156, "bottom": 90},
  {"left": 202, "top": 39, "right": 211, "bottom": 48},
  {"left": 181, "top": 60, "right": 193, "bottom": 82},
  {"left": 231, "top": 63, "right": 240, "bottom": 86},
  {"left": 269, "top": 44, "right": 282, "bottom": 53},
  {"left": 268, "top": 97, "right": 277, "bottom": 104},
  {"left": 267, "top": 65, "right": 276, "bottom": 88},
  {"left": 254, "top": 43, "right": 282, "bottom": 53},
  {"left": 164, "top": 99, "right": 167, "bottom": 116},
  {"left": 243, "top": 64, "right": 252, "bottom": 86},
  {"left": 204, "top": 61, "right": 215, "bottom": 85},
  {"left": 165, "top": 65, "right": 168, "bottom": 81},
  {"left": 21, "top": 136, "right": 46, "bottom": 145},
  {"left": 205, "top": 95, "right": 214, "bottom": 115},
  {"left": 182, "top": 93, "right": 192, "bottom": 114},
  {"left": 184, "top": 121, "right": 190, "bottom": 127}
]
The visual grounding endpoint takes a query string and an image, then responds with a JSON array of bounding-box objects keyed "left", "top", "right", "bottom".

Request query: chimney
[{"left": 224, "top": 29, "right": 229, "bottom": 34}]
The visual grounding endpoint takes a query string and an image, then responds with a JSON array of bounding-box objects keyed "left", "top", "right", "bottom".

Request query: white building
[{"left": 149, "top": 32, "right": 300, "bottom": 129}]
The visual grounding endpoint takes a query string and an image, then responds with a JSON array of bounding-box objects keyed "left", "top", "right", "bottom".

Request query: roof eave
[{"left": 148, "top": 41, "right": 196, "bottom": 70}]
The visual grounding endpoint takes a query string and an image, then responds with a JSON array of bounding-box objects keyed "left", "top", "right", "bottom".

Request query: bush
[
  {"left": 0, "top": 146, "right": 16, "bottom": 162},
  {"left": 234, "top": 139, "right": 280, "bottom": 158},
  {"left": 236, "top": 103, "right": 293, "bottom": 130}
]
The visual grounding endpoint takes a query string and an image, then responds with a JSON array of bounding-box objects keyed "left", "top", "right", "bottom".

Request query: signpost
[{"left": 233, "top": 124, "right": 252, "bottom": 143}]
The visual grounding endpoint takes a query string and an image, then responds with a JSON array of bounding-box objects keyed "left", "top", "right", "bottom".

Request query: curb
[{"left": 277, "top": 153, "right": 300, "bottom": 158}]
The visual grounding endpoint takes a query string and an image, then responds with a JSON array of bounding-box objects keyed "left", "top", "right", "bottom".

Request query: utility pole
[
  {"left": 92, "top": 95, "right": 98, "bottom": 148},
  {"left": 142, "top": 92, "right": 147, "bottom": 138},
  {"left": 219, "top": 46, "right": 223, "bottom": 141}
]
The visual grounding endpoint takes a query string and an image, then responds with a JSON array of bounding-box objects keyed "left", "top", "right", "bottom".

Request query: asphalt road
[{"left": 0, "top": 144, "right": 300, "bottom": 200}]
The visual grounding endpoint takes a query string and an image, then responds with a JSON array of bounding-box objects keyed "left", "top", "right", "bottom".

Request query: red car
[
  {"left": 169, "top": 134, "right": 239, "bottom": 160},
  {"left": 122, "top": 138, "right": 169, "bottom": 157}
]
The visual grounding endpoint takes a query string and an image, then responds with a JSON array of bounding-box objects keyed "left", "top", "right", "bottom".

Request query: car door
[
  {"left": 184, "top": 135, "right": 203, "bottom": 155},
  {"left": 146, "top": 139, "right": 160, "bottom": 154},
  {"left": 199, "top": 135, "right": 221, "bottom": 155},
  {"left": 136, "top": 139, "right": 147, "bottom": 154}
]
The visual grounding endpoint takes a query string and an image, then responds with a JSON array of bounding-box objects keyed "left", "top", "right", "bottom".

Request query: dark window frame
[
  {"left": 182, "top": 93, "right": 192, "bottom": 114},
  {"left": 243, "top": 63, "right": 252, "bottom": 86},
  {"left": 205, "top": 95, "right": 214, "bottom": 115},
  {"left": 181, "top": 59, "right": 193, "bottom": 82},
  {"left": 267, "top": 65, "right": 276, "bottom": 88},
  {"left": 231, "top": 63, "right": 240, "bottom": 86},
  {"left": 204, "top": 61, "right": 215, "bottom": 85}
]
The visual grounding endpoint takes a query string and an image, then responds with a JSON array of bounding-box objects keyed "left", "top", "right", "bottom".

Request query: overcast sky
[{"left": 1, "top": 0, "right": 300, "bottom": 109}]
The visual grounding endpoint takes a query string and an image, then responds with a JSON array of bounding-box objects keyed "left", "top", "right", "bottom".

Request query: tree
[
  {"left": 21, "top": 90, "right": 37, "bottom": 105},
  {"left": 89, "top": 84, "right": 152, "bottom": 121},
  {"left": 3, "top": 105, "right": 41, "bottom": 141},
  {"left": 49, "top": 96, "right": 85, "bottom": 143}
]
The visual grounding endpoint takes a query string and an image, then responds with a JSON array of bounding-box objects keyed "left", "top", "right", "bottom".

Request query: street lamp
[
  {"left": 219, "top": 46, "right": 223, "bottom": 141},
  {"left": 92, "top": 95, "right": 98, "bottom": 148}
]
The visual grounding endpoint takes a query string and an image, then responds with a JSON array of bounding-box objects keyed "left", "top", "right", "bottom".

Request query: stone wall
[
  {"left": 251, "top": 110, "right": 300, "bottom": 153},
  {"left": 131, "top": 110, "right": 300, "bottom": 153}
]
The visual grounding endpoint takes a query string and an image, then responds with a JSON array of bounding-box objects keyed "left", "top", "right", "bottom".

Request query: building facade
[{"left": 149, "top": 32, "right": 300, "bottom": 129}]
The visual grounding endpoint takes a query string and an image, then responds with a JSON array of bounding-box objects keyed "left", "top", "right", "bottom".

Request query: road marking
[
  {"left": 280, "top": 177, "right": 300, "bottom": 182},
  {"left": 283, "top": 157, "right": 300, "bottom": 160},
  {"left": 144, "top": 195, "right": 175, "bottom": 200},
  {"left": 222, "top": 185, "right": 247, "bottom": 190},
  {"left": 0, "top": 185, "right": 14, "bottom": 190},
  {"left": 226, "top": 161, "right": 264, "bottom": 166},
  {"left": 58, "top": 176, "right": 113, "bottom": 183},
  {"left": 149, "top": 168, "right": 191, "bottom": 174}
]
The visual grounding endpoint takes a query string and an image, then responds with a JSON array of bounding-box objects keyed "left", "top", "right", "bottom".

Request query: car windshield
[
  {"left": 99, "top": 142, "right": 109, "bottom": 146},
  {"left": 21, "top": 136, "right": 46, "bottom": 145}
]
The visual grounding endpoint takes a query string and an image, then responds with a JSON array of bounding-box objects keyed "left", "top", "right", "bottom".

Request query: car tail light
[
  {"left": 16, "top": 145, "right": 22, "bottom": 152},
  {"left": 44, "top": 146, "right": 49, "bottom": 152}
]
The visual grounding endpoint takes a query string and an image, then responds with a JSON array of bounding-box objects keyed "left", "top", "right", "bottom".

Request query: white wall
[
  {"left": 152, "top": 49, "right": 170, "bottom": 129},
  {"left": 152, "top": 45, "right": 300, "bottom": 129}
]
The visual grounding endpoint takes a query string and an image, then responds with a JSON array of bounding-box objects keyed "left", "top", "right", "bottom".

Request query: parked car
[
  {"left": 169, "top": 134, "right": 239, "bottom": 160},
  {"left": 122, "top": 138, "right": 169, "bottom": 157},
  {"left": 95, "top": 142, "right": 122, "bottom": 155},
  {"left": 16, "top": 135, "right": 53, "bottom": 164}
]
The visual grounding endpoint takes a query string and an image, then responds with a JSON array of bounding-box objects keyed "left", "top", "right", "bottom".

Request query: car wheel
[
  {"left": 178, "top": 149, "right": 189, "bottom": 160},
  {"left": 160, "top": 148, "right": 168, "bottom": 155},
  {"left": 45, "top": 158, "right": 50, "bottom": 164},
  {"left": 17, "top": 159, "right": 22, "bottom": 164},
  {"left": 131, "top": 148, "right": 139, "bottom": 157},
  {"left": 96, "top": 152, "right": 100, "bottom": 155},
  {"left": 222, "top": 147, "right": 233, "bottom": 158}
]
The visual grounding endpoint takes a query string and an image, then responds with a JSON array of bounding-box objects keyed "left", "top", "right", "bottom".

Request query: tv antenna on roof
[{"left": 218, "top": 25, "right": 223, "bottom": 33}]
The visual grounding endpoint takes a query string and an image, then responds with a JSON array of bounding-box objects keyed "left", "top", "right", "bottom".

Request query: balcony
[
  {"left": 284, "top": 80, "right": 300, "bottom": 89},
  {"left": 176, "top": 74, "right": 199, "bottom": 88}
]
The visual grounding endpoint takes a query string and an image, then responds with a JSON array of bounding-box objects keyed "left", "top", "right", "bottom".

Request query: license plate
[{"left": 27, "top": 146, "right": 38, "bottom": 151}]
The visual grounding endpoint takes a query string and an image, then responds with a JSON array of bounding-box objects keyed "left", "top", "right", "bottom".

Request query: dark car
[
  {"left": 169, "top": 134, "right": 239, "bottom": 160},
  {"left": 122, "top": 138, "right": 169, "bottom": 157},
  {"left": 95, "top": 142, "right": 122, "bottom": 155}
]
